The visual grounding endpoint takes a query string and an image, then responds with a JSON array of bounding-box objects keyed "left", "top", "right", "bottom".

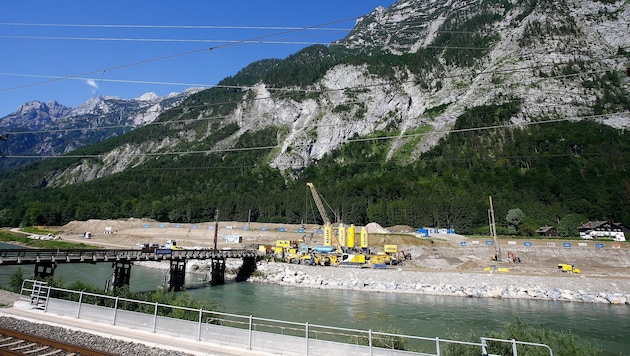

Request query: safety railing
[{"left": 19, "top": 279, "right": 552, "bottom": 356}]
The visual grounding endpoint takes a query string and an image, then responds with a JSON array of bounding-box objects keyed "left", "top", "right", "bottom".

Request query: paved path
[{"left": 0, "top": 301, "right": 273, "bottom": 356}]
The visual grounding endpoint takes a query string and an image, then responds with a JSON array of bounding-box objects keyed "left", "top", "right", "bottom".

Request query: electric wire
[
  {"left": 2, "top": 110, "right": 627, "bottom": 162},
  {"left": 0, "top": 17, "right": 359, "bottom": 94},
  {"left": 0, "top": 17, "right": 627, "bottom": 164},
  {"left": 0, "top": 55, "right": 623, "bottom": 137}
]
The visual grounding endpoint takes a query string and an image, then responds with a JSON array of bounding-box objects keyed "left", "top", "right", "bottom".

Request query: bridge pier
[
  {"left": 211, "top": 258, "right": 226, "bottom": 285},
  {"left": 168, "top": 259, "right": 186, "bottom": 292},
  {"left": 235, "top": 256, "right": 257, "bottom": 282},
  {"left": 33, "top": 261, "right": 56, "bottom": 278},
  {"left": 112, "top": 261, "right": 132, "bottom": 288}
]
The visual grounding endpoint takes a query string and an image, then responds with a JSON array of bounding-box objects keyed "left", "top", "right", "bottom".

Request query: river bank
[
  {"left": 251, "top": 262, "right": 630, "bottom": 304},
  {"left": 135, "top": 259, "right": 630, "bottom": 305}
]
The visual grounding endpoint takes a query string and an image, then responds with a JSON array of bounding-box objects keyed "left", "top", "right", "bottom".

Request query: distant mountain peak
[
  {"left": 0, "top": 88, "right": 198, "bottom": 170},
  {"left": 137, "top": 92, "right": 159, "bottom": 101}
]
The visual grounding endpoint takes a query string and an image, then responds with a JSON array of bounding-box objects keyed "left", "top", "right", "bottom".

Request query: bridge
[{"left": 0, "top": 248, "right": 261, "bottom": 291}]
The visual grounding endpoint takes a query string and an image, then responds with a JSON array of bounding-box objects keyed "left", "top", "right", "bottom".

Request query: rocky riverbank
[
  {"left": 246, "top": 262, "right": 630, "bottom": 304},
  {"left": 133, "top": 257, "right": 630, "bottom": 304}
]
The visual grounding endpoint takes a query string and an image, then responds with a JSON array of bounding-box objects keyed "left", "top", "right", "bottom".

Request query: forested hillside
[
  {"left": 0, "top": 0, "right": 629, "bottom": 236},
  {"left": 1, "top": 101, "right": 627, "bottom": 236}
]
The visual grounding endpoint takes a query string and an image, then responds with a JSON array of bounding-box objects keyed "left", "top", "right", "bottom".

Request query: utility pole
[
  {"left": 488, "top": 196, "right": 500, "bottom": 261},
  {"left": 213, "top": 210, "right": 219, "bottom": 250}
]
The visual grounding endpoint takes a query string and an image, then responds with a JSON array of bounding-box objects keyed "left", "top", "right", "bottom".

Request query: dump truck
[{"left": 558, "top": 264, "right": 580, "bottom": 273}]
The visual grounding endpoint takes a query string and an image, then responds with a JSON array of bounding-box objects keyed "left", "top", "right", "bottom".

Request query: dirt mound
[
  {"left": 366, "top": 222, "right": 389, "bottom": 234},
  {"left": 60, "top": 218, "right": 156, "bottom": 235},
  {"left": 386, "top": 225, "right": 415, "bottom": 233},
  {"left": 457, "top": 260, "right": 481, "bottom": 270}
]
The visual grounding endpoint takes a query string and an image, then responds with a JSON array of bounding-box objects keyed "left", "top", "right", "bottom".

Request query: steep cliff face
[
  {"left": 38, "top": 0, "right": 630, "bottom": 185},
  {"left": 217, "top": 0, "right": 629, "bottom": 172}
]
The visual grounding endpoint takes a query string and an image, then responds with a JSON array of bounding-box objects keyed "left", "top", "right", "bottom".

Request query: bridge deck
[{"left": 0, "top": 248, "right": 259, "bottom": 265}]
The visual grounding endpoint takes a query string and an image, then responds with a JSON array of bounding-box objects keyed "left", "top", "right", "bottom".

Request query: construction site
[{"left": 48, "top": 182, "right": 629, "bottom": 279}]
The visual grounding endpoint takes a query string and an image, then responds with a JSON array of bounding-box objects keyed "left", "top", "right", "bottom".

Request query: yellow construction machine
[
  {"left": 368, "top": 244, "right": 400, "bottom": 266},
  {"left": 558, "top": 264, "right": 581, "bottom": 273}
]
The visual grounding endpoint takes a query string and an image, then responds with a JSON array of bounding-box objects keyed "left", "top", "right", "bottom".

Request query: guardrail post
[
  {"left": 152, "top": 302, "right": 158, "bottom": 333},
  {"left": 305, "top": 322, "right": 309, "bottom": 356},
  {"left": 113, "top": 297, "right": 119, "bottom": 325},
  {"left": 197, "top": 308, "right": 203, "bottom": 341},
  {"left": 436, "top": 337, "right": 441, "bottom": 356},
  {"left": 369, "top": 329, "right": 373, "bottom": 356},
  {"left": 248, "top": 315, "right": 253, "bottom": 350},
  {"left": 76, "top": 291, "right": 83, "bottom": 318},
  {"left": 512, "top": 338, "right": 518, "bottom": 356},
  {"left": 44, "top": 286, "right": 51, "bottom": 313},
  {"left": 481, "top": 338, "right": 488, "bottom": 356}
]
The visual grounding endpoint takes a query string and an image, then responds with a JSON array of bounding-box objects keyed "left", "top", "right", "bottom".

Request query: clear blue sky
[{"left": 0, "top": 0, "right": 397, "bottom": 117}]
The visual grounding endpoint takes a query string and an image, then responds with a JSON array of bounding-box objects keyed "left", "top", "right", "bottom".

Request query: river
[{"left": 0, "top": 244, "right": 627, "bottom": 355}]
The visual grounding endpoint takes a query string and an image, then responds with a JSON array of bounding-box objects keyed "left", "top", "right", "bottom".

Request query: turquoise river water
[{"left": 0, "top": 244, "right": 628, "bottom": 355}]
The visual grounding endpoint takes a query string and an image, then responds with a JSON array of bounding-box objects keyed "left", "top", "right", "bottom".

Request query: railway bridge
[{"left": 0, "top": 248, "right": 261, "bottom": 291}]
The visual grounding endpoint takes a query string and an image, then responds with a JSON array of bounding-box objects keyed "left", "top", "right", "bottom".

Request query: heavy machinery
[
  {"left": 558, "top": 264, "right": 581, "bottom": 273},
  {"left": 306, "top": 182, "right": 336, "bottom": 248},
  {"left": 368, "top": 244, "right": 400, "bottom": 266},
  {"left": 305, "top": 183, "right": 401, "bottom": 267}
]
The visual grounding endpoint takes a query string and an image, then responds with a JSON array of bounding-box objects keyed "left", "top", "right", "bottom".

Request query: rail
[
  {"left": 0, "top": 248, "right": 259, "bottom": 265},
  {"left": 0, "top": 326, "right": 118, "bottom": 356},
  {"left": 19, "top": 279, "right": 553, "bottom": 356}
]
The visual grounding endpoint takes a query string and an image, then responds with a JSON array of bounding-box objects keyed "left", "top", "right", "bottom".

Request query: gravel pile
[{"left": 0, "top": 316, "right": 194, "bottom": 356}]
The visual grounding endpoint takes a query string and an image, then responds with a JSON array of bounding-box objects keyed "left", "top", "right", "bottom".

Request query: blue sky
[{"left": 0, "top": 1, "right": 397, "bottom": 117}]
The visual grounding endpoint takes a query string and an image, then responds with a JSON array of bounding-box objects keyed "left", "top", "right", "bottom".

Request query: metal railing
[
  {"left": 19, "top": 279, "right": 552, "bottom": 356},
  {"left": 1, "top": 248, "right": 259, "bottom": 265}
]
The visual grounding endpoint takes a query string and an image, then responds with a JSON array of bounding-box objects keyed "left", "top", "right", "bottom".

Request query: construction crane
[
  {"left": 306, "top": 182, "right": 331, "bottom": 225},
  {"left": 306, "top": 182, "right": 337, "bottom": 247}
]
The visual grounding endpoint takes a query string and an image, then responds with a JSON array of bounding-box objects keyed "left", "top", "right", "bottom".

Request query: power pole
[{"left": 213, "top": 210, "right": 219, "bottom": 250}]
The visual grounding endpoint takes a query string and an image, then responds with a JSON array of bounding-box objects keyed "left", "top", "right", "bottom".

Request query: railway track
[{"left": 0, "top": 327, "right": 117, "bottom": 356}]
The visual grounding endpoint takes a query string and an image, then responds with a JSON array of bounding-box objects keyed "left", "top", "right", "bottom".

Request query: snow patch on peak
[{"left": 137, "top": 92, "right": 158, "bottom": 101}]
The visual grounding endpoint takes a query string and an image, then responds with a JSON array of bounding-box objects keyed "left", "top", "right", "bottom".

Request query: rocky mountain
[
  {"left": 0, "top": 0, "right": 628, "bottom": 230},
  {"left": 0, "top": 88, "right": 200, "bottom": 170},
  {"left": 36, "top": 0, "right": 628, "bottom": 185}
]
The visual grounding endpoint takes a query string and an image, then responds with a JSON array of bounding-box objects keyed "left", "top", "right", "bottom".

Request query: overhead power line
[
  {"left": 0, "top": 17, "right": 359, "bottom": 94},
  {"left": 0, "top": 22, "right": 353, "bottom": 31},
  {"left": 3, "top": 110, "right": 628, "bottom": 161}
]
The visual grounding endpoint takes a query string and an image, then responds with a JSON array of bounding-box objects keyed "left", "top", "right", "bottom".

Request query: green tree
[
  {"left": 557, "top": 213, "right": 588, "bottom": 237},
  {"left": 8, "top": 268, "right": 25, "bottom": 293},
  {"left": 506, "top": 208, "right": 526, "bottom": 235}
]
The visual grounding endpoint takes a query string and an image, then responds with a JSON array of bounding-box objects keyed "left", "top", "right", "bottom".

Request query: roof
[{"left": 536, "top": 226, "right": 556, "bottom": 233}]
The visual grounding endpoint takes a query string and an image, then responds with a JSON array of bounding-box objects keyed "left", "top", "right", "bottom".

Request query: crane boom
[{"left": 306, "top": 182, "right": 331, "bottom": 225}]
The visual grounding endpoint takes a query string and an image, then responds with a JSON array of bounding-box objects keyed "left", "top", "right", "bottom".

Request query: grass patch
[
  {"left": 0, "top": 230, "right": 98, "bottom": 249},
  {"left": 19, "top": 226, "right": 58, "bottom": 235}
]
